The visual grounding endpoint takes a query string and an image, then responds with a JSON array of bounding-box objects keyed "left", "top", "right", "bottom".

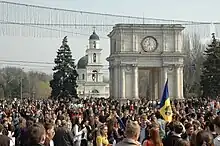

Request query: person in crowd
[
  {"left": 163, "top": 121, "right": 184, "bottom": 146},
  {"left": 196, "top": 130, "right": 214, "bottom": 146},
  {"left": 213, "top": 115, "right": 220, "bottom": 146},
  {"left": 182, "top": 122, "right": 194, "bottom": 141},
  {"left": 99, "top": 110, "right": 107, "bottom": 123},
  {"left": 27, "top": 123, "right": 46, "bottom": 146},
  {"left": 205, "top": 121, "right": 217, "bottom": 138},
  {"left": 116, "top": 120, "right": 141, "bottom": 146},
  {"left": 139, "top": 114, "right": 148, "bottom": 144},
  {"left": 72, "top": 116, "right": 86, "bottom": 146},
  {"left": 142, "top": 126, "right": 163, "bottom": 146},
  {"left": 175, "top": 139, "right": 190, "bottom": 146},
  {"left": 53, "top": 120, "right": 75, "bottom": 146},
  {"left": 0, "top": 97, "right": 220, "bottom": 146},
  {"left": 44, "top": 122, "right": 55, "bottom": 146},
  {"left": 0, "top": 124, "right": 10, "bottom": 146},
  {"left": 96, "top": 124, "right": 109, "bottom": 146}
]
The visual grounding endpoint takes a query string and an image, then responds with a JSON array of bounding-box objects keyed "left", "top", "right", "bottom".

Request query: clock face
[{"left": 141, "top": 36, "right": 158, "bottom": 52}]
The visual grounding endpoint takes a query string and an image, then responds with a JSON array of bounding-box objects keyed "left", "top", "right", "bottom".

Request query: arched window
[
  {"left": 92, "top": 70, "right": 98, "bottom": 82},
  {"left": 91, "top": 89, "right": 99, "bottom": 93},
  {"left": 82, "top": 74, "right": 85, "bottom": 80},
  {"left": 93, "top": 53, "right": 96, "bottom": 63},
  {"left": 93, "top": 41, "right": 96, "bottom": 48}
]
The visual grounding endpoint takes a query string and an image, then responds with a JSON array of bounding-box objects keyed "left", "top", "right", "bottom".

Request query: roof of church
[
  {"left": 77, "top": 55, "right": 88, "bottom": 69},
  {"left": 89, "top": 31, "right": 99, "bottom": 40}
]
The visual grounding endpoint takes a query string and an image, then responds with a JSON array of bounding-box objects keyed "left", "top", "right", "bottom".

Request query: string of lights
[
  {"left": 0, "top": 0, "right": 211, "bottom": 24},
  {"left": 0, "top": 59, "right": 110, "bottom": 69},
  {"left": 0, "top": 0, "right": 219, "bottom": 38}
]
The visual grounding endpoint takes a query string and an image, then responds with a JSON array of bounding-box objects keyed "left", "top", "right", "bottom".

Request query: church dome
[
  {"left": 77, "top": 55, "right": 88, "bottom": 69},
  {"left": 89, "top": 31, "right": 100, "bottom": 40}
]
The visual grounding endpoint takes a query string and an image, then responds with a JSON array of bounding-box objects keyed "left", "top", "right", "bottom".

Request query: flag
[{"left": 159, "top": 79, "right": 172, "bottom": 122}]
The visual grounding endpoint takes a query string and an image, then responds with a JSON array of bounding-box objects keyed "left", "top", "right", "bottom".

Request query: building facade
[
  {"left": 107, "top": 24, "right": 185, "bottom": 100},
  {"left": 77, "top": 31, "right": 109, "bottom": 98}
]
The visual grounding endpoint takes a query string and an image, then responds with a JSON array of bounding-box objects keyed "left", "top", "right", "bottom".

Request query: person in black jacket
[
  {"left": 27, "top": 123, "right": 46, "bottom": 146},
  {"left": 163, "top": 121, "right": 183, "bottom": 146},
  {"left": 53, "top": 120, "right": 75, "bottom": 146}
]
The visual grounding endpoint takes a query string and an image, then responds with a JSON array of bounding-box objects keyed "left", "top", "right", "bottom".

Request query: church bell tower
[{"left": 86, "top": 30, "right": 103, "bottom": 82}]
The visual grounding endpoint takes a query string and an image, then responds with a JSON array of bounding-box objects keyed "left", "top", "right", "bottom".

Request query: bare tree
[{"left": 183, "top": 33, "right": 205, "bottom": 97}]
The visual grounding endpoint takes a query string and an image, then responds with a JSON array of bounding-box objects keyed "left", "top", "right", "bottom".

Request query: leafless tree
[{"left": 183, "top": 33, "right": 205, "bottom": 97}]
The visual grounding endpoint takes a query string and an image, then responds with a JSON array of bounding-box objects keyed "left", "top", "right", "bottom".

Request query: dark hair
[
  {"left": 0, "top": 124, "right": 4, "bottom": 132},
  {"left": 185, "top": 123, "right": 193, "bottom": 130},
  {"left": 174, "top": 122, "right": 183, "bottom": 134},
  {"left": 44, "top": 122, "right": 54, "bottom": 131},
  {"left": 213, "top": 116, "right": 220, "bottom": 128},
  {"left": 196, "top": 130, "right": 213, "bottom": 146},
  {"left": 206, "top": 121, "right": 215, "bottom": 132},
  {"left": 177, "top": 139, "right": 190, "bottom": 146},
  {"left": 28, "top": 123, "right": 46, "bottom": 145}
]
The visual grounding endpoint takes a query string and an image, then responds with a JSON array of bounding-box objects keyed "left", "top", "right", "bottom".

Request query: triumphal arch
[{"left": 107, "top": 24, "right": 185, "bottom": 100}]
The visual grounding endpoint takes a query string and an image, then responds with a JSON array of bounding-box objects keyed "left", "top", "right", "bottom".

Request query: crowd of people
[{"left": 0, "top": 97, "right": 219, "bottom": 146}]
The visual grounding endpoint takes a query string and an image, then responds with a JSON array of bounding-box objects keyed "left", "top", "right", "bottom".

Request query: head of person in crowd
[
  {"left": 165, "top": 121, "right": 175, "bottom": 134},
  {"left": 185, "top": 122, "right": 194, "bottom": 136},
  {"left": 177, "top": 139, "right": 190, "bottom": 146},
  {"left": 196, "top": 130, "right": 214, "bottom": 146},
  {"left": 149, "top": 127, "right": 163, "bottom": 146},
  {"left": 173, "top": 121, "right": 184, "bottom": 135},
  {"left": 28, "top": 123, "right": 46, "bottom": 146},
  {"left": 98, "top": 124, "right": 108, "bottom": 137},
  {"left": 55, "top": 119, "right": 61, "bottom": 127},
  {"left": 140, "top": 114, "right": 147, "bottom": 127},
  {"left": 94, "top": 115, "right": 100, "bottom": 124},
  {"left": 124, "top": 110, "right": 129, "bottom": 117},
  {"left": 193, "top": 120, "right": 202, "bottom": 131},
  {"left": 19, "top": 117, "right": 26, "bottom": 129},
  {"left": 213, "top": 115, "right": 220, "bottom": 134},
  {"left": 125, "top": 120, "right": 140, "bottom": 141},
  {"left": 44, "top": 122, "right": 55, "bottom": 145}
]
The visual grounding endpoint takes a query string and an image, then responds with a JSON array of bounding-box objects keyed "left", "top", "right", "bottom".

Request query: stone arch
[{"left": 91, "top": 89, "right": 99, "bottom": 93}]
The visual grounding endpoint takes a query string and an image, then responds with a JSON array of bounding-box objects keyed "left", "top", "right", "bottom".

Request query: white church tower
[
  {"left": 86, "top": 30, "right": 104, "bottom": 82},
  {"left": 76, "top": 30, "right": 109, "bottom": 98}
]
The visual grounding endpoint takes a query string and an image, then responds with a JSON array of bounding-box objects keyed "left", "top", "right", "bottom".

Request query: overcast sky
[{"left": 0, "top": 0, "right": 219, "bottom": 73}]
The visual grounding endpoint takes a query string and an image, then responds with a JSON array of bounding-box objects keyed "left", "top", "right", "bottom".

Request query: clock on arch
[{"left": 141, "top": 36, "right": 158, "bottom": 52}]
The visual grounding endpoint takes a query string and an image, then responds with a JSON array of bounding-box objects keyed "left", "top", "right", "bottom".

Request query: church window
[
  {"left": 92, "top": 70, "right": 98, "bottom": 82},
  {"left": 93, "top": 41, "right": 96, "bottom": 48},
  {"left": 82, "top": 74, "right": 85, "bottom": 80},
  {"left": 93, "top": 53, "right": 96, "bottom": 63},
  {"left": 114, "top": 41, "right": 116, "bottom": 52},
  {"left": 91, "top": 89, "right": 99, "bottom": 93}
]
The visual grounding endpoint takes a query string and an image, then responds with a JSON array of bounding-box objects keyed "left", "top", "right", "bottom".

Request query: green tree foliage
[
  {"left": 200, "top": 33, "right": 220, "bottom": 98},
  {"left": 0, "top": 67, "right": 51, "bottom": 99},
  {"left": 50, "top": 36, "right": 78, "bottom": 100}
]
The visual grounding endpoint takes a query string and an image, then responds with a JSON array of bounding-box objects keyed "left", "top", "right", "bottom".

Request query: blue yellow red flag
[{"left": 159, "top": 79, "right": 172, "bottom": 122}]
